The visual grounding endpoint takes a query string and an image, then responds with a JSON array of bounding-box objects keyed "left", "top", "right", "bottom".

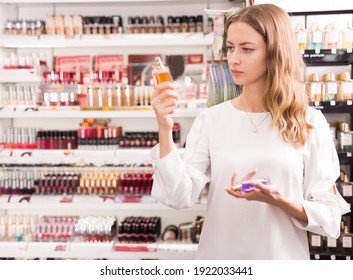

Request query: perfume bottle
[
  {"left": 294, "top": 22, "right": 308, "bottom": 51},
  {"left": 308, "top": 22, "right": 323, "bottom": 50},
  {"left": 324, "top": 22, "right": 339, "bottom": 49},
  {"left": 337, "top": 72, "right": 353, "bottom": 101},
  {"left": 339, "top": 225, "right": 353, "bottom": 255},
  {"left": 307, "top": 73, "right": 322, "bottom": 102},
  {"left": 232, "top": 176, "right": 271, "bottom": 193},
  {"left": 337, "top": 173, "right": 353, "bottom": 199},
  {"left": 341, "top": 20, "right": 353, "bottom": 49},
  {"left": 337, "top": 122, "right": 353, "bottom": 153},
  {"left": 151, "top": 57, "right": 173, "bottom": 86},
  {"left": 308, "top": 232, "right": 323, "bottom": 254},
  {"left": 322, "top": 73, "right": 337, "bottom": 101},
  {"left": 324, "top": 236, "right": 338, "bottom": 255}
]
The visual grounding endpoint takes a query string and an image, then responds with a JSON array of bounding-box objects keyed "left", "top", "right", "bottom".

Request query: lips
[{"left": 231, "top": 70, "right": 243, "bottom": 76}]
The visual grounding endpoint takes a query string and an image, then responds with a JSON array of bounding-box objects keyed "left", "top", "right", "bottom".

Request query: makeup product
[{"left": 232, "top": 176, "right": 271, "bottom": 193}]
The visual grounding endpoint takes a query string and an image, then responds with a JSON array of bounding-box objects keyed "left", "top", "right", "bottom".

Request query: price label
[
  {"left": 54, "top": 244, "right": 67, "bottom": 251},
  {"left": 60, "top": 196, "right": 73, "bottom": 203},
  {"left": 347, "top": 100, "right": 352, "bottom": 106},
  {"left": 330, "top": 100, "right": 336, "bottom": 106}
]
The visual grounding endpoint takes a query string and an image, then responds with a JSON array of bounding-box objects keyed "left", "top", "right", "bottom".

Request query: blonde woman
[{"left": 150, "top": 4, "right": 350, "bottom": 259}]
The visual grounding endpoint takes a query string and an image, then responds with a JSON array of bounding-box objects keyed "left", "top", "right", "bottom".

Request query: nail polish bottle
[{"left": 151, "top": 57, "right": 173, "bottom": 86}]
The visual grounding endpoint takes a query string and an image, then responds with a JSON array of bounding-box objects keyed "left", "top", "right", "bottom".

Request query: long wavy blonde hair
[{"left": 225, "top": 4, "right": 312, "bottom": 147}]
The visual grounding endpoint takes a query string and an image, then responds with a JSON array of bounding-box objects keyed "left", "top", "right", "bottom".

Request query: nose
[{"left": 227, "top": 49, "right": 240, "bottom": 65}]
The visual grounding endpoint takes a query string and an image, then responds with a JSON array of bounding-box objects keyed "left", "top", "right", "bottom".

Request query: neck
[{"left": 240, "top": 84, "right": 266, "bottom": 112}]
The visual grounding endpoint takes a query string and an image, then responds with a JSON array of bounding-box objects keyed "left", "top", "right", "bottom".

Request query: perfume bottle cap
[
  {"left": 337, "top": 72, "right": 350, "bottom": 81},
  {"left": 343, "top": 225, "right": 350, "bottom": 234},
  {"left": 322, "top": 73, "right": 336, "bottom": 82},
  {"left": 308, "top": 73, "right": 320, "bottom": 82},
  {"left": 309, "top": 22, "right": 319, "bottom": 32},
  {"left": 339, "top": 122, "right": 350, "bottom": 132},
  {"left": 153, "top": 57, "right": 163, "bottom": 70}
]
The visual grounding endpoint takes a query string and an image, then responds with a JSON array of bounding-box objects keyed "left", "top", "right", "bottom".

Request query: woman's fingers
[
  {"left": 230, "top": 171, "right": 238, "bottom": 186},
  {"left": 241, "top": 169, "right": 257, "bottom": 181}
]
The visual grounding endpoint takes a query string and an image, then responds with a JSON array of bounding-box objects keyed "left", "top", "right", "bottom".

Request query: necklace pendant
[{"left": 254, "top": 128, "right": 258, "bottom": 133}]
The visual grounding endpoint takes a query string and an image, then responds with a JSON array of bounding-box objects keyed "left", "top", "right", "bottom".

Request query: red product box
[
  {"left": 187, "top": 54, "right": 203, "bottom": 64},
  {"left": 55, "top": 55, "right": 90, "bottom": 72},
  {"left": 94, "top": 55, "right": 124, "bottom": 72}
]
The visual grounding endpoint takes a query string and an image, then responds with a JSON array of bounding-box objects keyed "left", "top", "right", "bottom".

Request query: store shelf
[
  {"left": 310, "top": 253, "right": 352, "bottom": 260},
  {"left": 302, "top": 49, "right": 353, "bottom": 66},
  {"left": 0, "top": 195, "right": 206, "bottom": 211},
  {"left": 0, "top": 106, "right": 204, "bottom": 118},
  {"left": 310, "top": 101, "right": 353, "bottom": 113},
  {"left": 0, "top": 241, "right": 197, "bottom": 260},
  {"left": 0, "top": 0, "right": 205, "bottom": 3},
  {"left": 0, "top": 69, "right": 42, "bottom": 83},
  {"left": 0, "top": 148, "right": 186, "bottom": 164},
  {"left": 0, "top": 33, "right": 213, "bottom": 49}
]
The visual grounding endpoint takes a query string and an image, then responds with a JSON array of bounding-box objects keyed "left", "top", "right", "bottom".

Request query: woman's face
[{"left": 226, "top": 22, "right": 267, "bottom": 88}]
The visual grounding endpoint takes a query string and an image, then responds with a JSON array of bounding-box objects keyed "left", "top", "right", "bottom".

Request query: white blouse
[{"left": 150, "top": 101, "right": 351, "bottom": 259}]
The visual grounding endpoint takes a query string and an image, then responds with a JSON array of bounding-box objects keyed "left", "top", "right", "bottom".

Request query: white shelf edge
[
  {"left": 0, "top": 107, "right": 204, "bottom": 118},
  {"left": 0, "top": 69, "right": 42, "bottom": 83},
  {"left": 0, "top": 0, "right": 205, "bottom": 3},
  {"left": 0, "top": 33, "right": 213, "bottom": 48},
  {"left": 0, "top": 195, "right": 206, "bottom": 211},
  {"left": 0, "top": 241, "right": 197, "bottom": 260}
]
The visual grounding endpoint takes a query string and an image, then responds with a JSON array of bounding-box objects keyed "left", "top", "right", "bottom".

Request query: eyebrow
[{"left": 226, "top": 40, "right": 256, "bottom": 45}]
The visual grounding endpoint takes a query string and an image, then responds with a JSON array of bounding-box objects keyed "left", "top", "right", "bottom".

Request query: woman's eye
[
  {"left": 243, "top": 48, "right": 254, "bottom": 52},
  {"left": 226, "top": 46, "right": 234, "bottom": 52}
]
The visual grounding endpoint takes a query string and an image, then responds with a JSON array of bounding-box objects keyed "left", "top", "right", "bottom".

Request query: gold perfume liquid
[{"left": 153, "top": 71, "right": 172, "bottom": 85}]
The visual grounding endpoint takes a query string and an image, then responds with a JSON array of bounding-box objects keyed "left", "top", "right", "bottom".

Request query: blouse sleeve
[
  {"left": 290, "top": 109, "right": 351, "bottom": 238},
  {"left": 149, "top": 111, "right": 211, "bottom": 209}
]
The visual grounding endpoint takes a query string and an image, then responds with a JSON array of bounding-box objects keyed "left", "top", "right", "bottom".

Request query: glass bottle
[
  {"left": 337, "top": 173, "right": 353, "bottom": 199},
  {"left": 308, "top": 22, "right": 324, "bottom": 50},
  {"left": 307, "top": 73, "right": 322, "bottom": 102},
  {"left": 341, "top": 20, "right": 353, "bottom": 49},
  {"left": 151, "top": 57, "right": 173, "bottom": 86},
  {"left": 337, "top": 72, "right": 353, "bottom": 101},
  {"left": 324, "top": 22, "right": 339, "bottom": 49},
  {"left": 337, "top": 122, "right": 353, "bottom": 153},
  {"left": 308, "top": 232, "right": 323, "bottom": 254},
  {"left": 339, "top": 226, "right": 353, "bottom": 255},
  {"left": 322, "top": 73, "right": 337, "bottom": 101},
  {"left": 295, "top": 22, "right": 308, "bottom": 51},
  {"left": 324, "top": 236, "right": 338, "bottom": 255}
]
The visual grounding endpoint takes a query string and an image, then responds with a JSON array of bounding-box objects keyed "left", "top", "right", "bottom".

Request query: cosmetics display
[
  {"left": 308, "top": 221, "right": 353, "bottom": 256},
  {"left": 306, "top": 72, "right": 353, "bottom": 102},
  {"left": 294, "top": 20, "right": 353, "bottom": 51},
  {"left": 0, "top": 165, "right": 154, "bottom": 196},
  {"left": 1, "top": 127, "right": 37, "bottom": 149},
  {"left": 207, "top": 61, "right": 242, "bottom": 107},
  {"left": 3, "top": 14, "right": 209, "bottom": 36},
  {"left": 4, "top": 19, "right": 45, "bottom": 36},
  {"left": 0, "top": 1, "right": 352, "bottom": 261},
  {"left": 0, "top": 85, "right": 38, "bottom": 106}
]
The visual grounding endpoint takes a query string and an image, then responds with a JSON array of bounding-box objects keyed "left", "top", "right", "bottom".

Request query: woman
[{"left": 150, "top": 4, "right": 350, "bottom": 259}]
